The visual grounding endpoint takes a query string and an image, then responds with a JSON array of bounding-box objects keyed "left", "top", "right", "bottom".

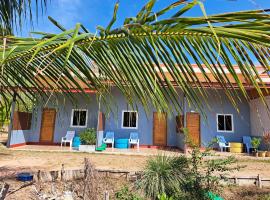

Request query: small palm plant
[{"left": 137, "top": 155, "right": 188, "bottom": 199}]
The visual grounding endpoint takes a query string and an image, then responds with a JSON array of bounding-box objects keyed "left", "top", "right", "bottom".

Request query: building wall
[
  {"left": 28, "top": 94, "right": 99, "bottom": 143},
  {"left": 187, "top": 90, "right": 251, "bottom": 146},
  {"left": 25, "top": 88, "right": 251, "bottom": 147},
  {"left": 250, "top": 96, "right": 270, "bottom": 137},
  {"left": 9, "top": 130, "right": 29, "bottom": 146}
]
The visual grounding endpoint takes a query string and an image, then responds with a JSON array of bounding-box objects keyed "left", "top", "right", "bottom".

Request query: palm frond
[{"left": 1, "top": 0, "right": 270, "bottom": 116}]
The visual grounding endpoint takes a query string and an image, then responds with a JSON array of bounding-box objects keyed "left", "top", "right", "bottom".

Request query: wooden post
[
  {"left": 6, "top": 93, "right": 16, "bottom": 148},
  {"left": 61, "top": 164, "right": 65, "bottom": 181},
  {"left": 104, "top": 191, "right": 109, "bottom": 200},
  {"left": 257, "top": 174, "right": 262, "bottom": 188},
  {"left": 0, "top": 183, "right": 9, "bottom": 200}
]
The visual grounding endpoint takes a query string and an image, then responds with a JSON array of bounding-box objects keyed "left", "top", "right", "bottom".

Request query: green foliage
[
  {"left": 251, "top": 137, "right": 261, "bottom": 151},
  {"left": 115, "top": 186, "right": 144, "bottom": 200},
  {"left": 1, "top": 1, "right": 270, "bottom": 118},
  {"left": 138, "top": 129, "right": 241, "bottom": 200},
  {"left": 158, "top": 193, "right": 173, "bottom": 200},
  {"left": 79, "top": 128, "right": 96, "bottom": 145},
  {"left": 137, "top": 154, "right": 188, "bottom": 199}
]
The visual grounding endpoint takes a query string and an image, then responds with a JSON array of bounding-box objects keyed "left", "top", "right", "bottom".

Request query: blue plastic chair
[
  {"left": 216, "top": 135, "right": 230, "bottom": 152},
  {"left": 243, "top": 136, "right": 252, "bottom": 154},
  {"left": 103, "top": 132, "right": 115, "bottom": 148},
  {"left": 129, "top": 132, "right": 140, "bottom": 149}
]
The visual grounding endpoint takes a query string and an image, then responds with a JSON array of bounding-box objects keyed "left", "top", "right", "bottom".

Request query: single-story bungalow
[{"left": 7, "top": 65, "right": 270, "bottom": 150}]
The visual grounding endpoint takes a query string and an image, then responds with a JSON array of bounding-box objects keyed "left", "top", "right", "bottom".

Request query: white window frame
[
  {"left": 121, "top": 110, "right": 138, "bottom": 129},
  {"left": 70, "top": 109, "right": 88, "bottom": 128},
  {"left": 216, "top": 113, "right": 234, "bottom": 133}
]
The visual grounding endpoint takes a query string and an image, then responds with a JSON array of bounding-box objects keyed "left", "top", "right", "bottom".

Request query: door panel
[
  {"left": 186, "top": 112, "right": 200, "bottom": 146},
  {"left": 40, "top": 108, "right": 56, "bottom": 142},
  {"left": 153, "top": 112, "right": 167, "bottom": 146}
]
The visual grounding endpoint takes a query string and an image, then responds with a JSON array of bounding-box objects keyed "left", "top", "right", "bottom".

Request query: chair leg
[
  {"left": 61, "top": 141, "right": 63, "bottom": 148},
  {"left": 70, "top": 141, "right": 72, "bottom": 150}
]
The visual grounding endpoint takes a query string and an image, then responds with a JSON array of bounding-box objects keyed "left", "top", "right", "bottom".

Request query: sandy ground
[{"left": 0, "top": 144, "right": 270, "bottom": 178}]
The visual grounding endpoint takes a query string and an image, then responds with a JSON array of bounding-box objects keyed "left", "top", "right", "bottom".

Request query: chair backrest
[
  {"left": 243, "top": 136, "right": 251, "bottom": 145},
  {"left": 66, "top": 131, "right": 75, "bottom": 140},
  {"left": 130, "top": 132, "right": 139, "bottom": 140},
  {"left": 105, "top": 131, "right": 114, "bottom": 139},
  {"left": 216, "top": 135, "right": 226, "bottom": 144}
]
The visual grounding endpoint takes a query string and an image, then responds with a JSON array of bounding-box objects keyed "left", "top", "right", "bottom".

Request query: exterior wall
[
  {"left": 28, "top": 94, "right": 99, "bottom": 143},
  {"left": 250, "top": 96, "right": 270, "bottom": 137},
  {"left": 187, "top": 90, "right": 251, "bottom": 146},
  {"left": 9, "top": 130, "right": 29, "bottom": 146},
  {"left": 25, "top": 88, "right": 251, "bottom": 147},
  {"left": 102, "top": 88, "right": 184, "bottom": 147}
]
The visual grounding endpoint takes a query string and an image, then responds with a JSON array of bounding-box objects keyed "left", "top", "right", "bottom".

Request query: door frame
[
  {"left": 153, "top": 112, "right": 167, "bottom": 146},
  {"left": 39, "top": 108, "right": 56, "bottom": 143},
  {"left": 186, "top": 112, "right": 201, "bottom": 147}
]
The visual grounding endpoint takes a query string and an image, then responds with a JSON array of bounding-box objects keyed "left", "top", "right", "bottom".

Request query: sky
[{"left": 18, "top": 0, "right": 270, "bottom": 37}]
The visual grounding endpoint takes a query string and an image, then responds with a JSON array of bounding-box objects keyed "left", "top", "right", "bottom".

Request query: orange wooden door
[
  {"left": 153, "top": 112, "right": 167, "bottom": 146},
  {"left": 39, "top": 108, "right": 56, "bottom": 142},
  {"left": 186, "top": 112, "right": 200, "bottom": 146}
]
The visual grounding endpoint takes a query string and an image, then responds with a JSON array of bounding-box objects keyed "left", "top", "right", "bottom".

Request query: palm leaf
[{"left": 1, "top": 0, "right": 270, "bottom": 116}]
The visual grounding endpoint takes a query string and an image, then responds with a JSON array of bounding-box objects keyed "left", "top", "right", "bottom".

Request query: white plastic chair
[
  {"left": 61, "top": 131, "right": 75, "bottom": 150},
  {"left": 216, "top": 135, "right": 230, "bottom": 152},
  {"left": 129, "top": 132, "right": 140, "bottom": 150},
  {"left": 103, "top": 132, "right": 114, "bottom": 148}
]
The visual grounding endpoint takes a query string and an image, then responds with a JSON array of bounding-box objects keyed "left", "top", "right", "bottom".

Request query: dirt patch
[
  {"left": 1, "top": 145, "right": 270, "bottom": 179},
  {"left": 223, "top": 186, "right": 270, "bottom": 200}
]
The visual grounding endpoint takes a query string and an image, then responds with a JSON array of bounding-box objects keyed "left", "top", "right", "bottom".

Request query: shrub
[
  {"left": 115, "top": 185, "right": 143, "bottom": 200},
  {"left": 137, "top": 128, "right": 241, "bottom": 200},
  {"left": 137, "top": 154, "right": 188, "bottom": 199},
  {"left": 251, "top": 137, "right": 261, "bottom": 152},
  {"left": 79, "top": 128, "right": 96, "bottom": 145}
]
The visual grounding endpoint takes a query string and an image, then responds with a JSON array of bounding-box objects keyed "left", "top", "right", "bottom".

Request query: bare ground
[{"left": 0, "top": 144, "right": 270, "bottom": 178}]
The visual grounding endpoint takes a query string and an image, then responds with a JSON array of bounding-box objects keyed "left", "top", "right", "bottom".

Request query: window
[
  {"left": 71, "top": 109, "right": 88, "bottom": 128},
  {"left": 217, "top": 114, "right": 233, "bottom": 132},
  {"left": 122, "top": 111, "right": 138, "bottom": 129}
]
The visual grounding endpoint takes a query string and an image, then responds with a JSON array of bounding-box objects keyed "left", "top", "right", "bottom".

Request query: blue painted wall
[
  {"left": 29, "top": 94, "right": 99, "bottom": 143},
  {"left": 10, "top": 130, "right": 30, "bottom": 145},
  {"left": 26, "top": 88, "right": 251, "bottom": 147},
  {"left": 186, "top": 90, "right": 251, "bottom": 146}
]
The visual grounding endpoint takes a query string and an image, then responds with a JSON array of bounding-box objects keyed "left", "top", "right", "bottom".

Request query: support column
[
  {"left": 183, "top": 94, "right": 187, "bottom": 154},
  {"left": 6, "top": 93, "right": 16, "bottom": 148}
]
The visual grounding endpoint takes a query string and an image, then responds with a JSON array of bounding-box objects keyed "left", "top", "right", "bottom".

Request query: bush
[
  {"left": 137, "top": 154, "right": 188, "bottom": 199},
  {"left": 115, "top": 185, "right": 143, "bottom": 200},
  {"left": 79, "top": 128, "right": 96, "bottom": 145},
  {"left": 251, "top": 137, "right": 261, "bottom": 152},
  {"left": 137, "top": 129, "right": 241, "bottom": 200}
]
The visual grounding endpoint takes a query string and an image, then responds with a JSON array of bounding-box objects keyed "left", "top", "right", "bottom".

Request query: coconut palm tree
[
  {"left": 1, "top": 0, "right": 270, "bottom": 115},
  {"left": 0, "top": 0, "right": 48, "bottom": 35}
]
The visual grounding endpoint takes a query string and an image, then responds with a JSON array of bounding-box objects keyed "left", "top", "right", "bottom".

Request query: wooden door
[
  {"left": 153, "top": 112, "right": 167, "bottom": 146},
  {"left": 39, "top": 108, "right": 56, "bottom": 143},
  {"left": 186, "top": 112, "right": 200, "bottom": 146}
]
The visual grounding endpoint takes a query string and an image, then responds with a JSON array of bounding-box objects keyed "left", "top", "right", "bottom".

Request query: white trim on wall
[
  {"left": 70, "top": 109, "right": 88, "bottom": 128},
  {"left": 121, "top": 110, "right": 138, "bottom": 129},
  {"left": 216, "top": 113, "right": 234, "bottom": 133}
]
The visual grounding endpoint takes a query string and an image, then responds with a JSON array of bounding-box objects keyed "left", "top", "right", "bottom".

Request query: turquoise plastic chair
[
  {"left": 243, "top": 136, "right": 252, "bottom": 154},
  {"left": 216, "top": 135, "right": 230, "bottom": 152},
  {"left": 103, "top": 132, "right": 115, "bottom": 148}
]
